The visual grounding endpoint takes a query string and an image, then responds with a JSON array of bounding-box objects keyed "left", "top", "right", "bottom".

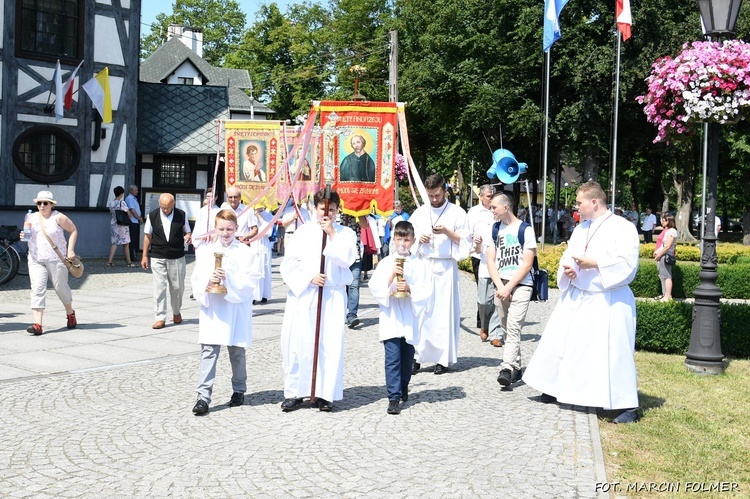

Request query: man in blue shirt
[{"left": 125, "top": 185, "right": 144, "bottom": 262}]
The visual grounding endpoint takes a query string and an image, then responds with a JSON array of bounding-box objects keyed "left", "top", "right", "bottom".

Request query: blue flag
[{"left": 543, "top": 0, "right": 570, "bottom": 52}]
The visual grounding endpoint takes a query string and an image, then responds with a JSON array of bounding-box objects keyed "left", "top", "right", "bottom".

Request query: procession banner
[
  {"left": 225, "top": 121, "right": 281, "bottom": 204},
  {"left": 277, "top": 127, "right": 322, "bottom": 202},
  {"left": 318, "top": 100, "right": 397, "bottom": 216}
]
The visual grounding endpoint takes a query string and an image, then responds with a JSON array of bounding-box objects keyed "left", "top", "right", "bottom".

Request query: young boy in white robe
[
  {"left": 279, "top": 190, "right": 357, "bottom": 412},
  {"left": 190, "top": 209, "right": 261, "bottom": 416},
  {"left": 368, "top": 221, "right": 432, "bottom": 415}
]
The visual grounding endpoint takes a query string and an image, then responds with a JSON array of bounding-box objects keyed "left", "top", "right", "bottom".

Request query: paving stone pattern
[{"left": 0, "top": 257, "right": 607, "bottom": 498}]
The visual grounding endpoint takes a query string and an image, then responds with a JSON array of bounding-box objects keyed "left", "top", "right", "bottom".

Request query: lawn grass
[{"left": 599, "top": 352, "right": 750, "bottom": 497}]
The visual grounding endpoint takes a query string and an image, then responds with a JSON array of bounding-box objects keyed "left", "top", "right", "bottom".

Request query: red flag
[
  {"left": 616, "top": 0, "right": 632, "bottom": 41},
  {"left": 63, "top": 60, "right": 84, "bottom": 110}
]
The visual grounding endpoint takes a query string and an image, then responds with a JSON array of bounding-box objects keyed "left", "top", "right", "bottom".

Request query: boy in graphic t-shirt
[{"left": 482, "top": 192, "right": 537, "bottom": 387}]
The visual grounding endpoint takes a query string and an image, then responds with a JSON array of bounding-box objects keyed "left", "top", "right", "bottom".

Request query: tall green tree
[
  {"left": 326, "top": 0, "right": 394, "bottom": 102},
  {"left": 140, "top": 0, "right": 246, "bottom": 65},
  {"left": 225, "top": 2, "right": 334, "bottom": 120}
]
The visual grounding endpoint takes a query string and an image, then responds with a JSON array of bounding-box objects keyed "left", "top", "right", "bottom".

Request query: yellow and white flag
[{"left": 82, "top": 67, "right": 112, "bottom": 123}]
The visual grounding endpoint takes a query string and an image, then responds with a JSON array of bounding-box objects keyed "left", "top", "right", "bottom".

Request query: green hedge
[
  {"left": 639, "top": 242, "right": 750, "bottom": 263},
  {"left": 465, "top": 245, "right": 750, "bottom": 299},
  {"left": 631, "top": 260, "right": 750, "bottom": 299},
  {"left": 636, "top": 301, "right": 750, "bottom": 358}
]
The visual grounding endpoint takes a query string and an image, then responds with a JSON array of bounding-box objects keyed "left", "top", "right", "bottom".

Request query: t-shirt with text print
[{"left": 485, "top": 221, "right": 537, "bottom": 286}]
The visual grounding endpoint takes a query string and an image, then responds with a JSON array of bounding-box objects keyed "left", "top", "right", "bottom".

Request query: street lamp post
[{"left": 686, "top": 0, "right": 743, "bottom": 375}]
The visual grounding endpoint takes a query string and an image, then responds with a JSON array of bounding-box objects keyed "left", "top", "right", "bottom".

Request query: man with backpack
[{"left": 483, "top": 192, "right": 537, "bottom": 387}]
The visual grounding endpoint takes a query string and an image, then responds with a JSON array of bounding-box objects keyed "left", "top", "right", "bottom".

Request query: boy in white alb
[
  {"left": 368, "top": 221, "right": 432, "bottom": 415},
  {"left": 279, "top": 190, "right": 357, "bottom": 412},
  {"left": 191, "top": 209, "right": 261, "bottom": 416}
]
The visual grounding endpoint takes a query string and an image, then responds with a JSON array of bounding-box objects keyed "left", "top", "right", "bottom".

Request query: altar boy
[
  {"left": 190, "top": 209, "right": 261, "bottom": 416},
  {"left": 279, "top": 190, "right": 357, "bottom": 412},
  {"left": 368, "top": 221, "right": 432, "bottom": 415}
]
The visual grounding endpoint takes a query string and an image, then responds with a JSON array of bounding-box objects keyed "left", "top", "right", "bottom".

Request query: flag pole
[
  {"left": 611, "top": 31, "right": 622, "bottom": 211},
  {"left": 541, "top": 50, "right": 551, "bottom": 251}
]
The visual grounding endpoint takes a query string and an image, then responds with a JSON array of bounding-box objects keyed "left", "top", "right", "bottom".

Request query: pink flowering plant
[
  {"left": 636, "top": 40, "right": 750, "bottom": 143},
  {"left": 395, "top": 153, "right": 408, "bottom": 181}
]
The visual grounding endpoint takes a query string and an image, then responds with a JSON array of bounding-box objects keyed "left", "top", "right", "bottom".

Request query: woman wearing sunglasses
[{"left": 19, "top": 191, "right": 79, "bottom": 335}]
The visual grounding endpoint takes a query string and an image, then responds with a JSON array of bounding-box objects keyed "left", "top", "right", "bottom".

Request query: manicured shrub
[
  {"left": 639, "top": 242, "right": 750, "bottom": 263},
  {"left": 636, "top": 301, "right": 750, "bottom": 358}
]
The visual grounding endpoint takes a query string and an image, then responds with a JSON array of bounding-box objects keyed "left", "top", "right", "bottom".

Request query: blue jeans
[
  {"left": 347, "top": 261, "right": 361, "bottom": 321},
  {"left": 384, "top": 338, "right": 415, "bottom": 401}
]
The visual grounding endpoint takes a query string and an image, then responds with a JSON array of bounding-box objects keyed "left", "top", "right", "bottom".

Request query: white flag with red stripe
[
  {"left": 63, "top": 60, "right": 84, "bottom": 110},
  {"left": 616, "top": 0, "right": 632, "bottom": 41}
]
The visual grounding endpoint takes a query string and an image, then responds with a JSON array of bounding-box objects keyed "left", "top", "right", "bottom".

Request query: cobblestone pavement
[{"left": 0, "top": 256, "right": 608, "bottom": 498}]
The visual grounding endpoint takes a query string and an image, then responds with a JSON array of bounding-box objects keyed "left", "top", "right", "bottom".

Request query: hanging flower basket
[{"left": 636, "top": 40, "right": 750, "bottom": 143}]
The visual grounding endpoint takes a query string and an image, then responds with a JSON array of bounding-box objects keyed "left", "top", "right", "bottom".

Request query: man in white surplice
[
  {"left": 221, "top": 186, "right": 259, "bottom": 244},
  {"left": 279, "top": 190, "right": 357, "bottom": 412},
  {"left": 523, "top": 181, "right": 641, "bottom": 424},
  {"left": 409, "top": 174, "right": 471, "bottom": 375}
]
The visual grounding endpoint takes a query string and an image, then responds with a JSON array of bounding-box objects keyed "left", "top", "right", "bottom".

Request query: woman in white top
[
  {"left": 20, "top": 191, "right": 79, "bottom": 335},
  {"left": 653, "top": 213, "right": 678, "bottom": 302}
]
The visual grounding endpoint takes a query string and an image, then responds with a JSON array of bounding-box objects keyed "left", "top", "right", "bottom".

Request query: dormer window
[{"left": 178, "top": 77, "right": 194, "bottom": 85}]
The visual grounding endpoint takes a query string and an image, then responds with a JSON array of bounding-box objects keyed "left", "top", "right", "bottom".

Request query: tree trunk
[
  {"left": 660, "top": 181, "right": 670, "bottom": 216},
  {"left": 673, "top": 148, "right": 698, "bottom": 243},
  {"left": 744, "top": 168, "right": 750, "bottom": 246},
  {"left": 582, "top": 147, "right": 598, "bottom": 182}
]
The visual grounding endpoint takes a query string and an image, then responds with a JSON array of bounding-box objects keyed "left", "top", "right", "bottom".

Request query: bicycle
[
  {"left": 0, "top": 225, "right": 22, "bottom": 285},
  {"left": 11, "top": 240, "right": 29, "bottom": 276}
]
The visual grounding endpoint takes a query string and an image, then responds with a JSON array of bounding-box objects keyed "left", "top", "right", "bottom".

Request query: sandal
[
  {"left": 653, "top": 295, "right": 663, "bottom": 301},
  {"left": 126, "top": 263, "right": 137, "bottom": 268},
  {"left": 107, "top": 262, "right": 114, "bottom": 267}
]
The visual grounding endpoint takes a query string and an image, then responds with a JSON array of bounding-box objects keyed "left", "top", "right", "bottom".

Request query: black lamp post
[{"left": 686, "top": 0, "right": 743, "bottom": 375}]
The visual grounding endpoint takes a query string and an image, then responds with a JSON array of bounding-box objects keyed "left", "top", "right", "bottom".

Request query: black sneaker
[
  {"left": 497, "top": 368, "right": 519, "bottom": 386},
  {"left": 387, "top": 399, "right": 401, "bottom": 415},
  {"left": 316, "top": 398, "right": 332, "bottom": 412},
  {"left": 612, "top": 409, "right": 640, "bottom": 424},
  {"left": 192, "top": 399, "right": 209, "bottom": 416},
  {"left": 347, "top": 318, "right": 361, "bottom": 329},
  {"left": 229, "top": 392, "right": 244, "bottom": 407},
  {"left": 433, "top": 363, "right": 446, "bottom": 375},
  {"left": 411, "top": 360, "right": 421, "bottom": 375},
  {"left": 281, "top": 397, "right": 303, "bottom": 412}
]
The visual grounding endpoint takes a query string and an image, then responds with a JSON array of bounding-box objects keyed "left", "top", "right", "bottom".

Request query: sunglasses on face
[{"left": 36, "top": 201, "right": 50, "bottom": 206}]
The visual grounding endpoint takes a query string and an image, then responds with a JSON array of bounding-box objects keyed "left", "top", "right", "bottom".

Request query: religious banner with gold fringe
[
  {"left": 277, "top": 127, "right": 322, "bottom": 202},
  {"left": 225, "top": 121, "right": 281, "bottom": 205},
  {"left": 317, "top": 101, "right": 397, "bottom": 216}
]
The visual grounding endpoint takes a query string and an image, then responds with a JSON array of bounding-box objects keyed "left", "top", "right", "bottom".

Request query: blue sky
[{"left": 140, "top": 1, "right": 301, "bottom": 36}]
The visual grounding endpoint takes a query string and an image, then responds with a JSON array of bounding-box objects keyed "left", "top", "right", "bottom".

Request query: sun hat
[{"left": 33, "top": 191, "right": 57, "bottom": 204}]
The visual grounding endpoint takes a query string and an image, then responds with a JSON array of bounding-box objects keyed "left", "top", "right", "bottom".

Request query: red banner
[
  {"left": 277, "top": 128, "right": 322, "bottom": 202},
  {"left": 319, "top": 101, "right": 397, "bottom": 216},
  {"left": 225, "top": 121, "right": 280, "bottom": 204}
]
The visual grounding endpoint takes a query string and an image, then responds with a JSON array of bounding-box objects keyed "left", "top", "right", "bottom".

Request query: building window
[
  {"left": 16, "top": 0, "right": 84, "bottom": 63},
  {"left": 156, "top": 156, "right": 195, "bottom": 188},
  {"left": 13, "top": 125, "right": 81, "bottom": 183},
  {"left": 178, "top": 77, "right": 194, "bottom": 85}
]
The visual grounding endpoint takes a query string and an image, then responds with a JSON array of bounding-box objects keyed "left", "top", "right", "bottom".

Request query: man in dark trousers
[
  {"left": 125, "top": 185, "right": 144, "bottom": 261},
  {"left": 141, "top": 193, "right": 192, "bottom": 329}
]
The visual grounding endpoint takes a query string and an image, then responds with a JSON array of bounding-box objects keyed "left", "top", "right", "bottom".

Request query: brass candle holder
[
  {"left": 205, "top": 252, "right": 228, "bottom": 294},
  {"left": 390, "top": 257, "right": 411, "bottom": 299}
]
